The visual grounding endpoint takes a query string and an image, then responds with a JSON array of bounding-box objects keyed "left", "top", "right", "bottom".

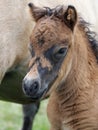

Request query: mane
[{"left": 79, "top": 18, "right": 98, "bottom": 62}]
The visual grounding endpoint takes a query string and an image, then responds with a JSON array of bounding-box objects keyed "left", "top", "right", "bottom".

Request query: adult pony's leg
[
  {"left": 0, "top": 71, "right": 40, "bottom": 130},
  {"left": 21, "top": 102, "right": 40, "bottom": 130}
]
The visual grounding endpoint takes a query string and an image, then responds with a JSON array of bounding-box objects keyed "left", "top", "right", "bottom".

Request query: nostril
[
  {"left": 29, "top": 87, "right": 33, "bottom": 93},
  {"left": 29, "top": 81, "right": 39, "bottom": 95},
  {"left": 33, "top": 81, "right": 39, "bottom": 91},
  {"left": 22, "top": 79, "right": 40, "bottom": 97},
  {"left": 30, "top": 81, "right": 39, "bottom": 93}
]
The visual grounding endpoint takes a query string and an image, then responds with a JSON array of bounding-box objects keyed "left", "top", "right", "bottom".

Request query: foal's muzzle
[
  {"left": 22, "top": 75, "right": 48, "bottom": 100},
  {"left": 23, "top": 79, "right": 39, "bottom": 95},
  {"left": 22, "top": 77, "right": 42, "bottom": 99}
]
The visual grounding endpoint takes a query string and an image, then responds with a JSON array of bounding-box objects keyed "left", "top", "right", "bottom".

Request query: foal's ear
[
  {"left": 63, "top": 5, "right": 77, "bottom": 31},
  {"left": 28, "top": 3, "right": 46, "bottom": 22}
]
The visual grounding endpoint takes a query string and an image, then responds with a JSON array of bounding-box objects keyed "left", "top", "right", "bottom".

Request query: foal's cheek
[{"left": 47, "top": 94, "right": 62, "bottom": 129}]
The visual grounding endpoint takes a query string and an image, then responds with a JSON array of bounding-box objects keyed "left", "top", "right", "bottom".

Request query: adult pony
[
  {"left": 0, "top": 1, "right": 40, "bottom": 130},
  {"left": 0, "top": 0, "right": 98, "bottom": 130},
  {"left": 23, "top": 2, "right": 98, "bottom": 130}
]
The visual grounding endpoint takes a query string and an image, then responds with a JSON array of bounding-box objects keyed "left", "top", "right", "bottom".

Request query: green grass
[{"left": 0, "top": 100, "right": 50, "bottom": 130}]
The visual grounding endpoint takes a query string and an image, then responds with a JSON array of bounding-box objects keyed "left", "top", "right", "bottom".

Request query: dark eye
[{"left": 53, "top": 47, "right": 68, "bottom": 61}]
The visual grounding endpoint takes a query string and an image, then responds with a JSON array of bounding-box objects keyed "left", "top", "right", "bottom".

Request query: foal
[{"left": 23, "top": 3, "right": 98, "bottom": 130}]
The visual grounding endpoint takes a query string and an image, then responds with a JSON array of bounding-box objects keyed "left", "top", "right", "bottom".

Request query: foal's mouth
[{"left": 40, "top": 75, "right": 58, "bottom": 100}]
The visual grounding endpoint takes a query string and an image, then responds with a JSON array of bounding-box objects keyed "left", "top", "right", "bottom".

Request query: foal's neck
[{"left": 50, "top": 26, "right": 98, "bottom": 129}]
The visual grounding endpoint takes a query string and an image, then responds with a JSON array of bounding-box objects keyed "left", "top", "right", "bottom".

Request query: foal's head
[{"left": 23, "top": 3, "right": 77, "bottom": 100}]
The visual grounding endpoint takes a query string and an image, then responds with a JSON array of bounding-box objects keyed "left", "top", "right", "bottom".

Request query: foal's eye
[{"left": 53, "top": 47, "right": 68, "bottom": 61}]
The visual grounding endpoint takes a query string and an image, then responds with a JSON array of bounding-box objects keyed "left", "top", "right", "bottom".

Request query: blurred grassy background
[{"left": 0, "top": 100, "right": 50, "bottom": 130}]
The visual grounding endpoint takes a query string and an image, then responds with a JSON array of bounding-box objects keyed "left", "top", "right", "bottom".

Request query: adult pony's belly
[{"left": 0, "top": 71, "right": 34, "bottom": 104}]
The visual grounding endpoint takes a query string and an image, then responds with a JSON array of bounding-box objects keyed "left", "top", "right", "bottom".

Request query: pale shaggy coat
[
  {"left": 0, "top": 0, "right": 98, "bottom": 82},
  {"left": 0, "top": 0, "right": 32, "bottom": 81}
]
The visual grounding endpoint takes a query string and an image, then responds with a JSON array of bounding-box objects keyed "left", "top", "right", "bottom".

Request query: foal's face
[{"left": 23, "top": 4, "right": 77, "bottom": 100}]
